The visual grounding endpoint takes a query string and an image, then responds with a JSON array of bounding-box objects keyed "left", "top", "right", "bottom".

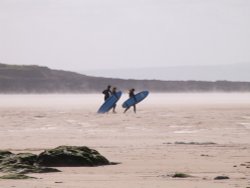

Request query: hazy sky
[{"left": 0, "top": 0, "right": 250, "bottom": 71}]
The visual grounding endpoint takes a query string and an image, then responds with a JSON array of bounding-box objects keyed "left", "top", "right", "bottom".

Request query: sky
[{"left": 0, "top": 0, "right": 250, "bottom": 72}]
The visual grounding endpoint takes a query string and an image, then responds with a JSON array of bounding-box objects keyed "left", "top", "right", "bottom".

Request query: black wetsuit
[
  {"left": 102, "top": 89, "right": 111, "bottom": 101},
  {"left": 124, "top": 90, "right": 136, "bottom": 113},
  {"left": 129, "top": 91, "right": 135, "bottom": 99},
  {"left": 111, "top": 90, "right": 117, "bottom": 112}
]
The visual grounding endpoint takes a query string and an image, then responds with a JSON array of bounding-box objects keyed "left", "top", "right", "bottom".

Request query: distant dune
[
  {"left": 1, "top": 63, "right": 250, "bottom": 93},
  {"left": 82, "top": 63, "right": 250, "bottom": 81}
]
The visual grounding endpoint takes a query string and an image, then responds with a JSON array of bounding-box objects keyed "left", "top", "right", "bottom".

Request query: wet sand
[{"left": 0, "top": 93, "right": 250, "bottom": 188}]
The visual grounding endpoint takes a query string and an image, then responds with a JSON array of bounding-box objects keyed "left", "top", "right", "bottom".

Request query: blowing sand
[{"left": 0, "top": 93, "right": 250, "bottom": 188}]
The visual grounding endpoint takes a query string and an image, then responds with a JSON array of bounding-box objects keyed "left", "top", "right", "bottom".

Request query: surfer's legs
[
  {"left": 124, "top": 107, "right": 130, "bottom": 113},
  {"left": 133, "top": 105, "right": 136, "bottom": 113},
  {"left": 124, "top": 105, "right": 136, "bottom": 113},
  {"left": 112, "top": 104, "right": 117, "bottom": 113}
]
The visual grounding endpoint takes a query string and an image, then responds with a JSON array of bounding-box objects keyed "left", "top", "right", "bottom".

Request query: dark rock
[
  {"left": 0, "top": 146, "right": 111, "bottom": 175},
  {"left": 6, "top": 153, "right": 37, "bottom": 165},
  {"left": 0, "top": 163, "right": 60, "bottom": 174},
  {"left": 174, "top": 141, "right": 216, "bottom": 145},
  {"left": 0, "top": 152, "right": 60, "bottom": 174},
  {"left": 214, "top": 176, "right": 230, "bottom": 180},
  {"left": 37, "top": 146, "right": 110, "bottom": 167},
  {"left": 0, "top": 173, "right": 36, "bottom": 179},
  {"left": 0, "top": 150, "right": 13, "bottom": 161},
  {"left": 201, "top": 154, "right": 210, "bottom": 157},
  {"left": 172, "top": 173, "right": 191, "bottom": 178},
  {"left": 0, "top": 150, "right": 13, "bottom": 156},
  {"left": 240, "top": 162, "right": 250, "bottom": 168},
  {"left": 109, "top": 162, "right": 121, "bottom": 165}
]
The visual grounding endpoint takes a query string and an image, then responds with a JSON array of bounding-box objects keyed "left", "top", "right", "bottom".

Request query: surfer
[
  {"left": 124, "top": 88, "right": 136, "bottom": 113},
  {"left": 102, "top": 85, "right": 112, "bottom": 101},
  {"left": 111, "top": 87, "right": 118, "bottom": 113}
]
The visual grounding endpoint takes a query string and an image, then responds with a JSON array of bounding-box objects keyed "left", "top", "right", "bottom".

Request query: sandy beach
[{"left": 0, "top": 93, "right": 250, "bottom": 188}]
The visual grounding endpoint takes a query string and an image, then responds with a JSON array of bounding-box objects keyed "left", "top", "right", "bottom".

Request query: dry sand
[{"left": 0, "top": 93, "right": 250, "bottom": 188}]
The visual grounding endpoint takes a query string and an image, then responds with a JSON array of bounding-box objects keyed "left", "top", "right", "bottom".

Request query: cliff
[{"left": 1, "top": 63, "right": 250, "bottom": 93}]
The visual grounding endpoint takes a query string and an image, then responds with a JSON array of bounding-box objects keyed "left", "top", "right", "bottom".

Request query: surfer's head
[{"left": 107, "top": 85, "right": 111, "bottom": 89}]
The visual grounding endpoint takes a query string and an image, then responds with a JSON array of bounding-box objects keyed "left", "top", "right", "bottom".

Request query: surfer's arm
[
  {"left": 130, "top": 94, "right": 137, "bottom": 102},
  {"left": 133, "top": 96, "right": 137, "bottom": 102},
  {"left": 113, "top": 92, "right": 118, "bottom": 99}
]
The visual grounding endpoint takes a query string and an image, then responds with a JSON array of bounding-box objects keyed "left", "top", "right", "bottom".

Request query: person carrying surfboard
[
  {"left": 97, "top": 88, "right": 122, "bottom": 114},
  {"left": 124, "top": 88, "right": 136, "bottom": 113},
  {"left": 102, "top": 85, "right": 112, "bottom": 101},
  {"left": 111, "top": 87, "right": 118, "bottom": 113}
]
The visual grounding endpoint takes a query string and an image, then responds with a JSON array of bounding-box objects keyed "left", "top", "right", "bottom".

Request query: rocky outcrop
[
  {"left": 0, "top": 174, "right": 36, "bottom": 179},
  {"left": 0, "top": 151, "right": 59, "bottom": 174},
  {"left": 214, "top": 176, "right": 230, "bottom": 180},
  {"left": 0, "top": 146, "right": 111, "bottom": 176},
  {"left": 37, "top": 146, "right": 110, "bottom": 167}
]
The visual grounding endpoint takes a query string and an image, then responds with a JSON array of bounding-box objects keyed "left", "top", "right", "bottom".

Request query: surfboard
[
  {"left": 122, "top": 91, "right": 149, "bottom": 108},
  {"left": 97, "top": 91, "right": 122, "bottom": 113}
]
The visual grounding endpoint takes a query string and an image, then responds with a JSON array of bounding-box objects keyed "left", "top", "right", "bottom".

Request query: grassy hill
[{"left": 1, "top": 63, "right": 250, "bottom": 93}]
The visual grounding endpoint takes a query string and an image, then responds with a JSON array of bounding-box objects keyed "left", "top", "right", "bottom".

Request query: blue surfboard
[
  {"left": 122, "top": 91, "right": 149, "bottom": 108},
  {"left": 98, "top": 91, "right": 122, "bottom": 113}
]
